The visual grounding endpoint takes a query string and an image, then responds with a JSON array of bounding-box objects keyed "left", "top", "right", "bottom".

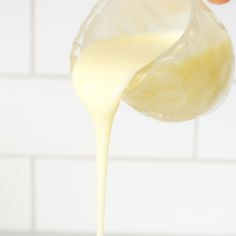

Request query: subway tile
[
  {"left": 111, "top": 103, "right": 194, "bottom": 159},
  {"left": 36, "top": 159, "right": 236, "bottom": 234},
  {"left": 35, "top": 0, "right": 96, "bottom": 75},
  {"left": 0, "top": 79, "right": 94, "bottom": 155},
  {"left": 0, "top": 0, "right": 30, "bottom": 74},
  {"left": 108, "top": 161, "right": 236, "bottom": 234},
  {"left": 0, "top": 78, "right": 94, "bottom": 156},
  {"left": 198, "top": 84, "right": 236, "bottom": 159},
  {"left": 36, "top": 159, "right": 96, "bottom": 231},
  {"left": 0, "top": 78, "right": 193, "bottom": 158},
  {"left": 0, "top": 158, "right": 31, "bottom": 230}
]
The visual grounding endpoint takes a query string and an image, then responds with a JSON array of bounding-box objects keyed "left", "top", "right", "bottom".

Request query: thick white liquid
[
  {"left": 72, "top": 33, "right": 178, "bottom": 236},
  {"left": 72, "top": 33, "right": 232, "bottom": 236}
]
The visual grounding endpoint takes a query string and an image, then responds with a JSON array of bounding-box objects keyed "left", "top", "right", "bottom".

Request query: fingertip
[{"left": 208, "top": 0, "right": 230, "bottom": 4}]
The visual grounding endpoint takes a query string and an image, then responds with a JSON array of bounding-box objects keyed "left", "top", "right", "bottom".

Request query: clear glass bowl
[{"left": 71, "top": 0, "right": 234, "bottom": 122}]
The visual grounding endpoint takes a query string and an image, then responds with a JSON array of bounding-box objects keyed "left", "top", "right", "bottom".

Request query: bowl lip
[
  {"left": 74, "top": 0, "right": 198, "bottom": 56},
  {"left": 74, "top": 0, "right": 109, "bottom": 49},
  {"left": 70, "top": 0, "right": 198, "bottom": 75},
  {"left": 155, "top": 0, "right": 198, "bottom": 62}
]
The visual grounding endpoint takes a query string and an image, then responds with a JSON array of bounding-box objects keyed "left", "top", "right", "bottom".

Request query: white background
[{"left": 0, "top": 0, "right": 236, "bottom": 235}]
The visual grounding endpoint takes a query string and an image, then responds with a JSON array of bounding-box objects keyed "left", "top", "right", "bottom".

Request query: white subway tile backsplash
[
  {"left": 0, "top": 78, "right": 193, "bottom": 158},
  {"left": 36, "top": 159, "right": 96, "bottom": 231},
  {"left": 198, "top": 84, "right": 236, "bottom": 159},
  {"left": 36, "top": 159, "right": 236, "bottom": 234},
  {"left": 0, "top": 78, "right": 94, "bottom": 156},
  {"left": 0, "top": 158, "right": 31, "bottom": 231},
  {"left": 108, "top": 161, "right": 236, "bottom": 234},
  {"left": 0, "top": 0, "right": 30, "bottom": 74},
  {"left": 111, "top": 103, "right": 194, "bottom": 159},
  {"left": 35, "top": 0, "right": 96, "bottom": 75}
]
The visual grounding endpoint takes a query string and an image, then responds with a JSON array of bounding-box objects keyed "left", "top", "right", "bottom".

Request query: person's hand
[{"left": 208, "top": 0, "right": 230, "bottom": 4}]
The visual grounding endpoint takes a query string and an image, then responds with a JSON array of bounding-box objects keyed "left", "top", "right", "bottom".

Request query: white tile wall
[
  {"left": 111, "top": 103, "right": 194, "bottom": 159},
  {"left": 36, "top": 159, "right": 236, "bottom": 234},
  {"left": 0, "top": 78, "right": 194, "bottom": 158},
  {"left": 0, "top": 158, "right": 31, "bottom": 231},
  {"left": 0, "top": 78, "right": 94, "bottom": 156},
  {"left": 198, "top": 85, "right": 236, "bottom": 159},
  {"left": 36, "top": 159, "right": 96, "bottom": 232},
  {"left": 0, "top": 0, "right": 30, "bottom": 74},
  {"left": 35, "top": 0, "right": 96, "bottom": 75},
  {"left": 107, "top": 161, "right": 236, "bottom": 234},
  {"left": 0, "top": 0, "right": 236, "bottom": 235}
]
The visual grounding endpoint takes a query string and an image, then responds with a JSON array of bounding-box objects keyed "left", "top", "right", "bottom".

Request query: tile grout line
[
  {"left": 0, "top": 74, "right": 70, "bottom": 79},
  {"left": 30, "top": 157, "right": 37, "bottom": 233},
  {"left": 0, "top": 232, "right": 236, "bottom": 236},
  {"left": 30, "top": 0, "right": 36, "bottom": 75},
  {"left": 1, "top": 153, "right": 236, "bottom": 164},
  {"left": 30, "top": 0, "right": 37, "bottom": 229},
  {"left": 0, "top": 73, "right": 235, "bottom": 81}
]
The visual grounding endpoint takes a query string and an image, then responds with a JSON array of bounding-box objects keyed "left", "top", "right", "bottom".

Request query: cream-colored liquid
[{"left": 72, "top": 33, "right": 232, "bottom": 236}]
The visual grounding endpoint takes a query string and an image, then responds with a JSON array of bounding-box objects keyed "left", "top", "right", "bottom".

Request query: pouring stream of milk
[
  {"left": 72, "top": 33, "right": 179, "bottom": 236},
  {"left": 72, "top": 32, "right": 231, "bottom": 236}
]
